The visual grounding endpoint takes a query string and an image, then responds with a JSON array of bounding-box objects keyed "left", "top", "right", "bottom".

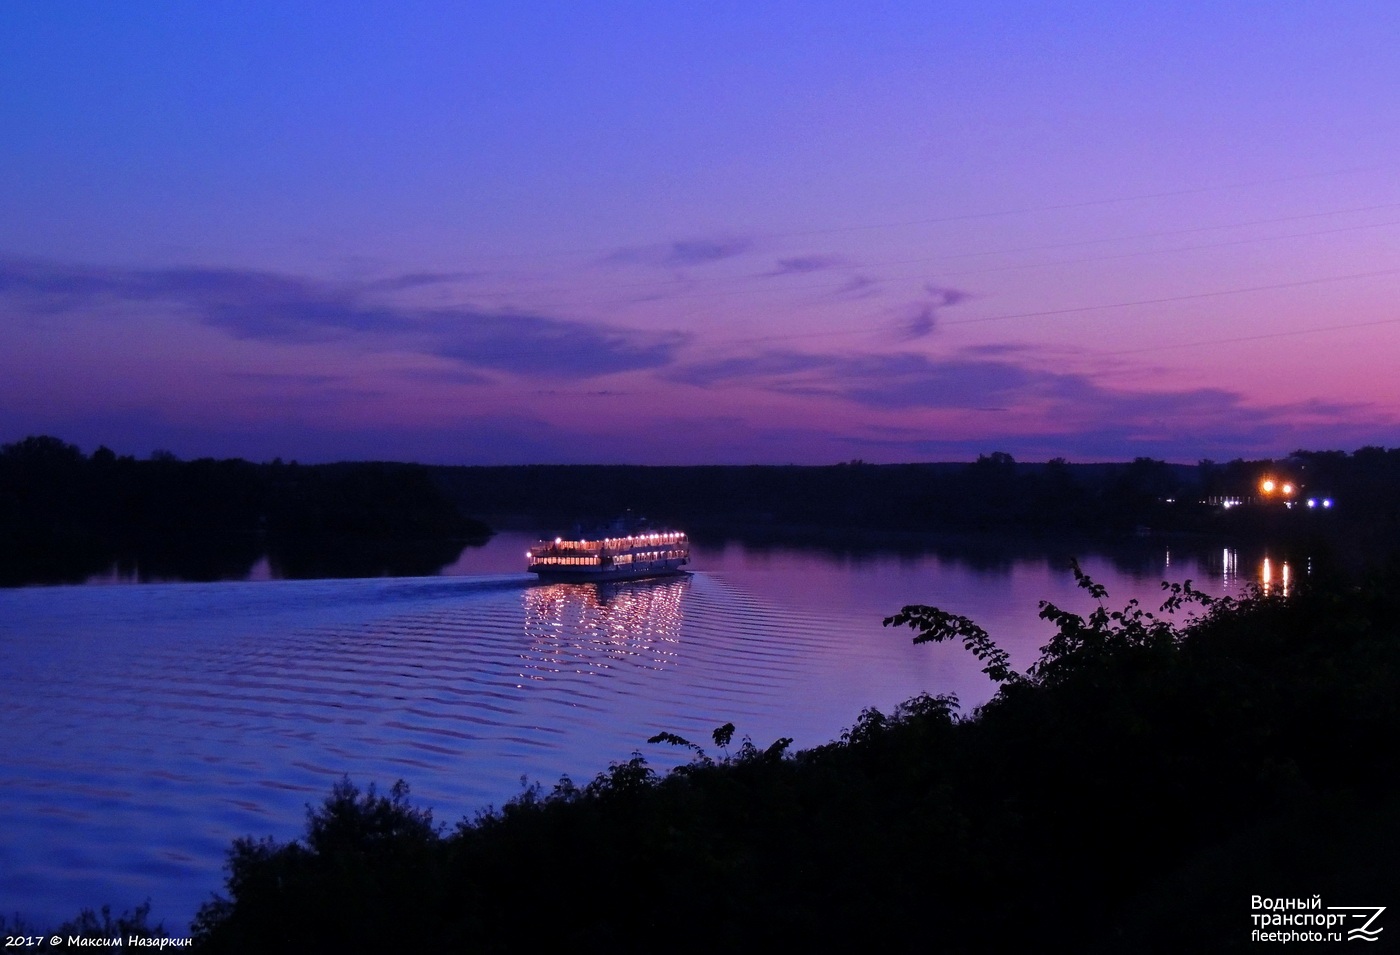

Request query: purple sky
[{"left": 3, "top": 3, "right": 1399, "bottom": 464}]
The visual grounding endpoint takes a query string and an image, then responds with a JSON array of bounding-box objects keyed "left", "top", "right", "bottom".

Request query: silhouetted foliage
[
  {"left": 0, "top": 436, "right": 491, "bottom": 584},
  {"left": 55, "top": 901, "right": 166, "bottom": 943},
  {"left": 192, "top": 780, "right": 443, "bottom": 952},
  {"left": 427, "top": 447, "right": 1400, "bottom": 568},
  {"left": 12, "top": 436, "right": 1400, "bottom": 584}
]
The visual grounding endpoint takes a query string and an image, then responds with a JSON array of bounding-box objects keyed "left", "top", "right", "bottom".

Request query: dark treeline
[
  {"left": 432, "top": 447, "right": 1400, "bottom": 545},
  {"left": 187, "top": 565, "right": 1400, "bottom": 952},
  {"left": 434, "top": 455, "right": 1179, "bottom": 530},
  {"left": 0, "top": 436, "right": 490, "bottom": 585},
  {"left": 11, "top": 435, "right": 1400, "bottom": 584}
]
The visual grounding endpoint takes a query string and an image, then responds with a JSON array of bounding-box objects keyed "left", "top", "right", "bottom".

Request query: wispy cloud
[
  {"left": 605, "top": 236, "right": 752, "bottom": 267},
  {"left": 678, "top": 350, "right": 1056, "bottom": 408},
  {"left": 227, "top": 371, "right": 344, "bottom": 386},
  {"left": 897, "top": 285, "right": 972, "bottom": 341},
  {"left": 830, "top": 274, "right": 879, "bottom": 299},
  {"left": 360, "top": 271, "right": 479, "bottom": 292},
  {"left": 0, "top": 259, "right": 686, "bottom": 379},
  {"left": 669, "top": 238, "right": 750, "bottom": 265},
  {"left": 676, "top": 347, "right": 1246, "bottom": 424},
  {"left": 763, "top": 255, "right": 844, "bottom": 277},
  {"left": 674, "top": 351, "right": 832, "bottom": 385},
  {"left": 900, "top": 306, "right": 937, "bottom": 341},
  {"left": 429, "top": 310, "right": 682, "bottom": 377},
  {"left": 672, "top": 343, "right": 1395, "bottom": 460},
  {"left": 959, "top": 342, "right": 1034, "bottom": 358}
]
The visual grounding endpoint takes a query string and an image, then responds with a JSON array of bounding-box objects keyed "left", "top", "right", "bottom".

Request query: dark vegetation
[
  {"left": 2, "top": 903, "right": 167, "bottom": 944},
  {"left": 0, "top": 436, "right": 491, "bottom": 585},
  {"left": 9, "top": 435, "right": 1400, "bottom": 583},
  {"left": 432, "top": 447, "right": 1400, "bottom": 551},
  {"left": 434, "top": 453, "right": 1201, "bottom": 532},
  {"left": 189, "top": 564, "right": 1400, "bottom": 953}
]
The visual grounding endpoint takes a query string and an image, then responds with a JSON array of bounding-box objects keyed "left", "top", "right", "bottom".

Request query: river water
[{"left": 0, "top": 532, "right": 1288, "bottom": 931}]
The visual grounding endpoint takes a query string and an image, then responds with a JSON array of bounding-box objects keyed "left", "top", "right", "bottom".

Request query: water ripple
[{"left": 0, "top": 545, "right": 1236, "bottom": 931}]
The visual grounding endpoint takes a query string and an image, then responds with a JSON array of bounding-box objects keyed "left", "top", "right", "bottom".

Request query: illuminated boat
[{"left": 527, "top": 525, "right": 690, "bottom": 582}]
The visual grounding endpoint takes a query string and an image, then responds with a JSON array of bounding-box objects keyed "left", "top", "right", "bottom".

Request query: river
[{"left": 0, "top": 531, "right": 1291, "bottom": 931}]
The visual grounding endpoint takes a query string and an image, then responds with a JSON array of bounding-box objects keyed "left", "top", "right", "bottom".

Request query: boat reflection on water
[{"left": 521, "top": 575, "right": 690, "bottom": 677}]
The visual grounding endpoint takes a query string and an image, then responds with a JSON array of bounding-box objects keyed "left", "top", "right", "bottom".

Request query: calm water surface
[{"left": 0, "top": 533, "right": 1288, "bottom": 930}]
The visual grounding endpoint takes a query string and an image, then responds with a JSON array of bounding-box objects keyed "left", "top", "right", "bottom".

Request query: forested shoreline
[
  {"left": 429, "top": 449, "right": 1400, "bottom": 543},
  {"left": 0, "top": 436, "right": 490, "bottom": 585},
  {"left": 8, "top": 433, "right": 1400, "bottom": 584}
]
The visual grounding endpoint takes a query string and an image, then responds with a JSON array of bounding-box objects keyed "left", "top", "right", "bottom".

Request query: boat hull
[{"left": 528, "top": 557, "right": 689, "bottom": 582}]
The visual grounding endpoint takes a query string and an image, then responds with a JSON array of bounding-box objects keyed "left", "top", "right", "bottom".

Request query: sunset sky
[{"left": 3, "top": 3, "right": 1399, "bottom": 464}]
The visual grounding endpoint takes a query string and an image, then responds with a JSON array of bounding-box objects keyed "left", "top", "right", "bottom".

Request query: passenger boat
[{"left": 527, "top": 522, "right": 690, "bottom": 582}]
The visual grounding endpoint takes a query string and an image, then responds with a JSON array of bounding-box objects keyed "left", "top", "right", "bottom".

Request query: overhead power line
[
  {"left": 719, "top": 265, "right": 1400, "bottom": 346},
  {"left": 940, "top": 267, "right": 1400, "bottom": 329},
  {"left": 1102, "top": 315, "right": 1400, "bottom": 357}
]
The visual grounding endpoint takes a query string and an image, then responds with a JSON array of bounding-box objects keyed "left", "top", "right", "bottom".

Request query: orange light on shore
[{"left": 1261, "top": 477, "right": 1298, "bottom": 498}]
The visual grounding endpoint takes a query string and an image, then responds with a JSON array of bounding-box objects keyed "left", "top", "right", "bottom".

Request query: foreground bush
[{"left": 193, "top": 566, "right": 1400, "bottom": 953}]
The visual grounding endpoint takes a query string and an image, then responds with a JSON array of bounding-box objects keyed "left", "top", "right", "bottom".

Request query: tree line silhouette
[
  {"left": 0, "top": 436, "right": 489, "bottom": 585},
  {"left": 8, "top": 435, "right": 1400, "bottom": 584},
  {"left": 431, "top": 447, "right": 1400, "bottom": 547}
]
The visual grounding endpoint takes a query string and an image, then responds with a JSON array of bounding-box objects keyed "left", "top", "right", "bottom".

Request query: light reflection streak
[
  {"left": 1216, "top": 547, "right": 1300, "bottom": 596},
  {"left": 1220, "top": 547, "right": 1239, "bottom": 589},
  {"left": 1260, "top": 556, "right": 1292, "bottom": 596},
  {"left": 520, "top": 577, "right": 689, "bottom": 680}
]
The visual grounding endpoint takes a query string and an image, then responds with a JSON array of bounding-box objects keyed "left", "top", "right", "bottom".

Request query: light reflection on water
[
  {"left": 0, "top": 534, "right": 1295, "bottom": 931},
  {"left": 1206, "top": 546, "right": 1294, "bottom": 596},
  {"left": 521, "top": 579, "right": 688, "bottom": 677},
  {"left": 1260, "top": 556, "right": 1291, "bottom": 596}
]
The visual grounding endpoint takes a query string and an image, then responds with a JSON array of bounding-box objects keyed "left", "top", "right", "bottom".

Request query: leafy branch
[
  {"left": 888, "top": 558, "right": 1239, "bottom": 688},
  {"left": 648, "top": 721, "right": 792, "bottom": 767},
  {"left": 883, "top": 605, "right": 1021, "bottom": 684}
]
